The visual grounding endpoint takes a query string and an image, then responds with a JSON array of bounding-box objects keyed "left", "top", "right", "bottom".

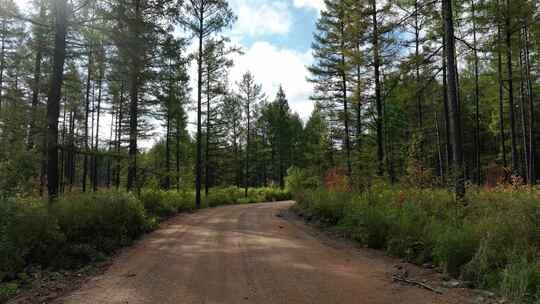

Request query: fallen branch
[{"left": 392, "top": 274, "right": 443, "bottom": 295}]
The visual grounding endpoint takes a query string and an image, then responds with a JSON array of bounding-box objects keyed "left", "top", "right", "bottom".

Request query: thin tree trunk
[
  {"left": 339, "top": 15, "right": 352, "bottom": 177},
  {"left": 46, "top": 0, "right": 68, "bottom": 202},
  {"left": 115, "top": 81, "right": 124, "bottom": 189},
  {"left": 0, "top": 21, "right": 5, "bottom": 113},
  {"left": 195, "top": 9, "right": 203, "bottom": 208},
  {"left": 415, "top": 0, "right": 422, "bottom": 131},
  {"left": 176, "top": 113, "right": 181, "bottom": 192},
  {"left": 245, "top": 100, "right": 250, "bottom": 198},
  {"left": 442, "top": 34, "right": 451, "bottom": 171},
  {"left": 496, "top": 3, "right": 508, "bottom": 168},
  {"left": 82, "top": 49, "right": 92, "bottom": 192},
  {"left": 435, "top": 110, "right": 444, "bottom": 180},
  {"left": 28, "top": 6, "right": 44, "bottom": 151},
  {"left": 471, "top": 0, "right": 481, "bottom": 184},
  {"left": 93, "top": 67, "right": 103, "bottom": 192},
  {"left": 442, "top": 0, "right": 465, "bottom": 198},
  {"left": 505, "top": 0, "right": 518, "bottom": 174},
  {"left": 518, "top": 40, "right": 529, "bottom": 181},
  {"left": 205, "top": 65, "right": 210, "bottom": 196},
  {"left": 524, "top": 24, "right": 535, "bottom": 185},
  {"left": 371, "top": 0, "right": 384, "bottom": 177},
  {"left": 127, "top": 0, "right": 141, "bottom": 192}
]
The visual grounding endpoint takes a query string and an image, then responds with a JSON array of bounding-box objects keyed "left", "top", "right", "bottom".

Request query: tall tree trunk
[
  {"left": 93, "top": 68, "right": 103, "bottom": 192},
  {"left": 505, "top": 0, "right": 518, "bottom": 174},
  {"left": 471, "top": 0, "right": 481, "bottom": 184},
  {"left": 115, "top": 82, "right": 124, "bottom": 189},
  {"left": 415, "top": 0, "right": 423, "bottom": 131},
  {"left": 195, "top": 10, "right": 203, "bottom": 208},
  {"left": 46, "top": 0, "right": 68, "bottom": 202},
  {"left": 442, "top": 0, "right": 465, "bottom": 198},
  {"left": 435, "top": 110, "right": 444, "bottom": 179},
  {"left": 245, "top": 100, "right": 250, "bottom": 198},
  {"left": 205, "top": 65, "right": 210, "bottom": 196},
  {"left": 518, "top": 40, "right": 529, "bottom": 181},
  {"left": 127, "top": 0, "right": 141, "bottom": 192},
  {"left": 176, "top": 113, "right": 181, "bottom": 192},
  {"left": 371, "top": 0, "right": 384, "bottom": 177},
  {"left": 82, "top": 49, "right": 92, "bottom": 192},
  {"left": 0, "top": 21, "right": 5, "bottom": 113},
  {"left": 28, "top": 2, "right": 44, "bottom": 151},
  {"left": 339, "top": 16, "right": 352, "bottom": 177},
  {"left": 496, "top": 3, "right": 508, "bottom": 168},
  {"left": 442, "top": 34, "right": 452, "bottom": 171},
  {"left": 524, "top": 24, "right": 535, "bottom": 185}
]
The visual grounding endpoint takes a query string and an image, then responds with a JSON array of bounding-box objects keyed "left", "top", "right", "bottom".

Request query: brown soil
[{"left": 51, "top": 201, "right": 478, "bottom": 304}]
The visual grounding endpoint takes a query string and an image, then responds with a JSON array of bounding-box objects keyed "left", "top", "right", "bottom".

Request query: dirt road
[{"left": 57, "top": 202, "right": 474, "bottom": 304}]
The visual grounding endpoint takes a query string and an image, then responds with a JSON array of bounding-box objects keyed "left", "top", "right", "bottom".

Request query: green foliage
[
  {"left": 53, "top": 191, "right": 149, "bottom": 256},
  {"left": 0, "top": 198, "right": 64, "bottom": 276},
  {"left": 139, "top": 190, "right": 178, "bottom": 219},
  {"left": 0, "top": 282, "right": 19, "bottom": 302},
  {"left": 293, "top": 186, "right": 540, "bottom": 302}
]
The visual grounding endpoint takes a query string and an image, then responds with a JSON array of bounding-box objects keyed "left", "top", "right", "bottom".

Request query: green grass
[{"left": 291, "top": 182, "right": 540, "bottom": 303}]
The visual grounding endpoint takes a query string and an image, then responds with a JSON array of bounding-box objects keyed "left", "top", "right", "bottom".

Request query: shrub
[
  {"left": 292, "top": 185, "right": 540, "bottom": 302},
  {"left": 53, "top": 191, "right": 149, "bottom": 256},
  {"left": 0, "top": 197, "right": 64, "bottom": 276},
  {"left": 139, "top": 190, "right": 177, "bottom": 219}
]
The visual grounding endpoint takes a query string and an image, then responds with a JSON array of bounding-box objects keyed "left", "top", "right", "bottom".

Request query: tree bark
[
  {"left": 442, "top": 0, "right": 465, "bottom": 198},
  {"left": 471, "top": 0, "right": 481, "bottom": 184},
  {"left": 371, "top": 0, "right": 384, "bottom": 177},
  {"left": 505, "top": 0, "right": 518, "bottom": 174},
  {"left": 127, "top": 0, "right": 142, "bottom": 192},
  {"left": 46, "top": 0, "right": 68, "bottom": 202},
  {"left": 496, "top": 1, "right": 508, "bottom": 168},
  {"left": 82, "top": 49, "right": 92, "bottom": 192},
  {"left": 195, "top": 7, "right": 203, "bottom": 208}
]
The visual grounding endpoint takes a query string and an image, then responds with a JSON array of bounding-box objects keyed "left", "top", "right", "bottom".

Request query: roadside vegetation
[
  {"left": 287, "top": 168, "right": 540, "bottom": 303},
  {"left": 0, "top": 187, "right": 291, "bottom": 302}
]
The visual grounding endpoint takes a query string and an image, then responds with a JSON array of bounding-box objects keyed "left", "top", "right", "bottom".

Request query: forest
[{"left": 1, "top": 0, "right": 540, "bottom": 302}]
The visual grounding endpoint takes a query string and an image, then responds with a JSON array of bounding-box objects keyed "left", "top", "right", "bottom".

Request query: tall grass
[{"left": 291, "top": 181, "right": 540, "bottom": 303}]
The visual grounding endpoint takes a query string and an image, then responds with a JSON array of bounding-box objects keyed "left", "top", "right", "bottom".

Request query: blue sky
[{"left": 222, "top": 0, "right": 323, "bottom": 121}]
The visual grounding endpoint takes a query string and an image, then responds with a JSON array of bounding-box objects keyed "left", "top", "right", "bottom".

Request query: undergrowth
[
  {"left": 288, "top": 169, "right": 540, "bottom": 303},
  {"left": 0, "top": 186, "right": 290, "bottom": 302}
]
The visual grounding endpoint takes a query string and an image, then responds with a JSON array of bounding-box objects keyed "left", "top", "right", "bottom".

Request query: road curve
[{"left": 57, "top": 202, "right": 472, "bottom": 304}]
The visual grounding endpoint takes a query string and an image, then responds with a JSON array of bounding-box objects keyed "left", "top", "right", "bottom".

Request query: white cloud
[
  {"left": 293, "top": 0, "right": 325, "bottom": 12},
  {"left": 229, "top": 41, "right": 314, "bottom": 120},
  {"left": 230, "top": 0, "right": 292, "bottom": 37}
]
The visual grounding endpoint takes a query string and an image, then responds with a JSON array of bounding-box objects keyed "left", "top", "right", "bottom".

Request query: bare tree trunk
[
  {"left": 505, "top": 0, "right": 518, "bottom": 174},
  {"left": 127, "top": 0, "right": 141, "bottom": 192},
  {"left": 82, "top": 49, "right": 92, "bottom": 192},
  {"left": 205, "top": 65, "right": 211, "bottom": 196},
  {"left": 442, "top": 34, "right": 451, "bottom": 172},
  {"left": 115, "top": 82, "right": 124, "bottom": 190},
  {"left": 518, "top": 40, "right": 529, "bottom": 181},
  {"left": 28, "top": 3, "right": 45, "bottom": 150},
  {"left": 93, "top": 67, "right": 103, "bottom": 192},
  {"left": 176, "top": 114, "right": 181, "bottom": 192},
  {"left": 524, "top": 24, "right": 536, "bottom": 185},
  {"left": 339, "top": 16, "right": 351, "bottom": 177},
  {"left": 442, "top": 0, "right": 465, "bottom": 198},
  {"left": 471, "top": 0, "right": 481, "bottom": 184},
  {"left": 371, "top": 0, "right": 384, "bottom": 177},
  {"left": 195, "top": 9, "right": 203, "bottom": 208},
  {"left": 46, "top": 0, "right": 68, "bottom": 202},
  {"left": 0, "top": 21, "right": 5, "bottom": 113},
  {"left": 414, "top": 0, "right": 423, "bottom": 131},
  {"left": 496, "top": 3, "right": 508, "bottom": 168}
]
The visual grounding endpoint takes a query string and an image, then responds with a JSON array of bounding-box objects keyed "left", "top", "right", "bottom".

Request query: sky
[
  {"left": 14, "top": 0, "right": 323, "bottom": 147},
  {"left": 201, "top": 0, "right": 323, "bottom": 120}
]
